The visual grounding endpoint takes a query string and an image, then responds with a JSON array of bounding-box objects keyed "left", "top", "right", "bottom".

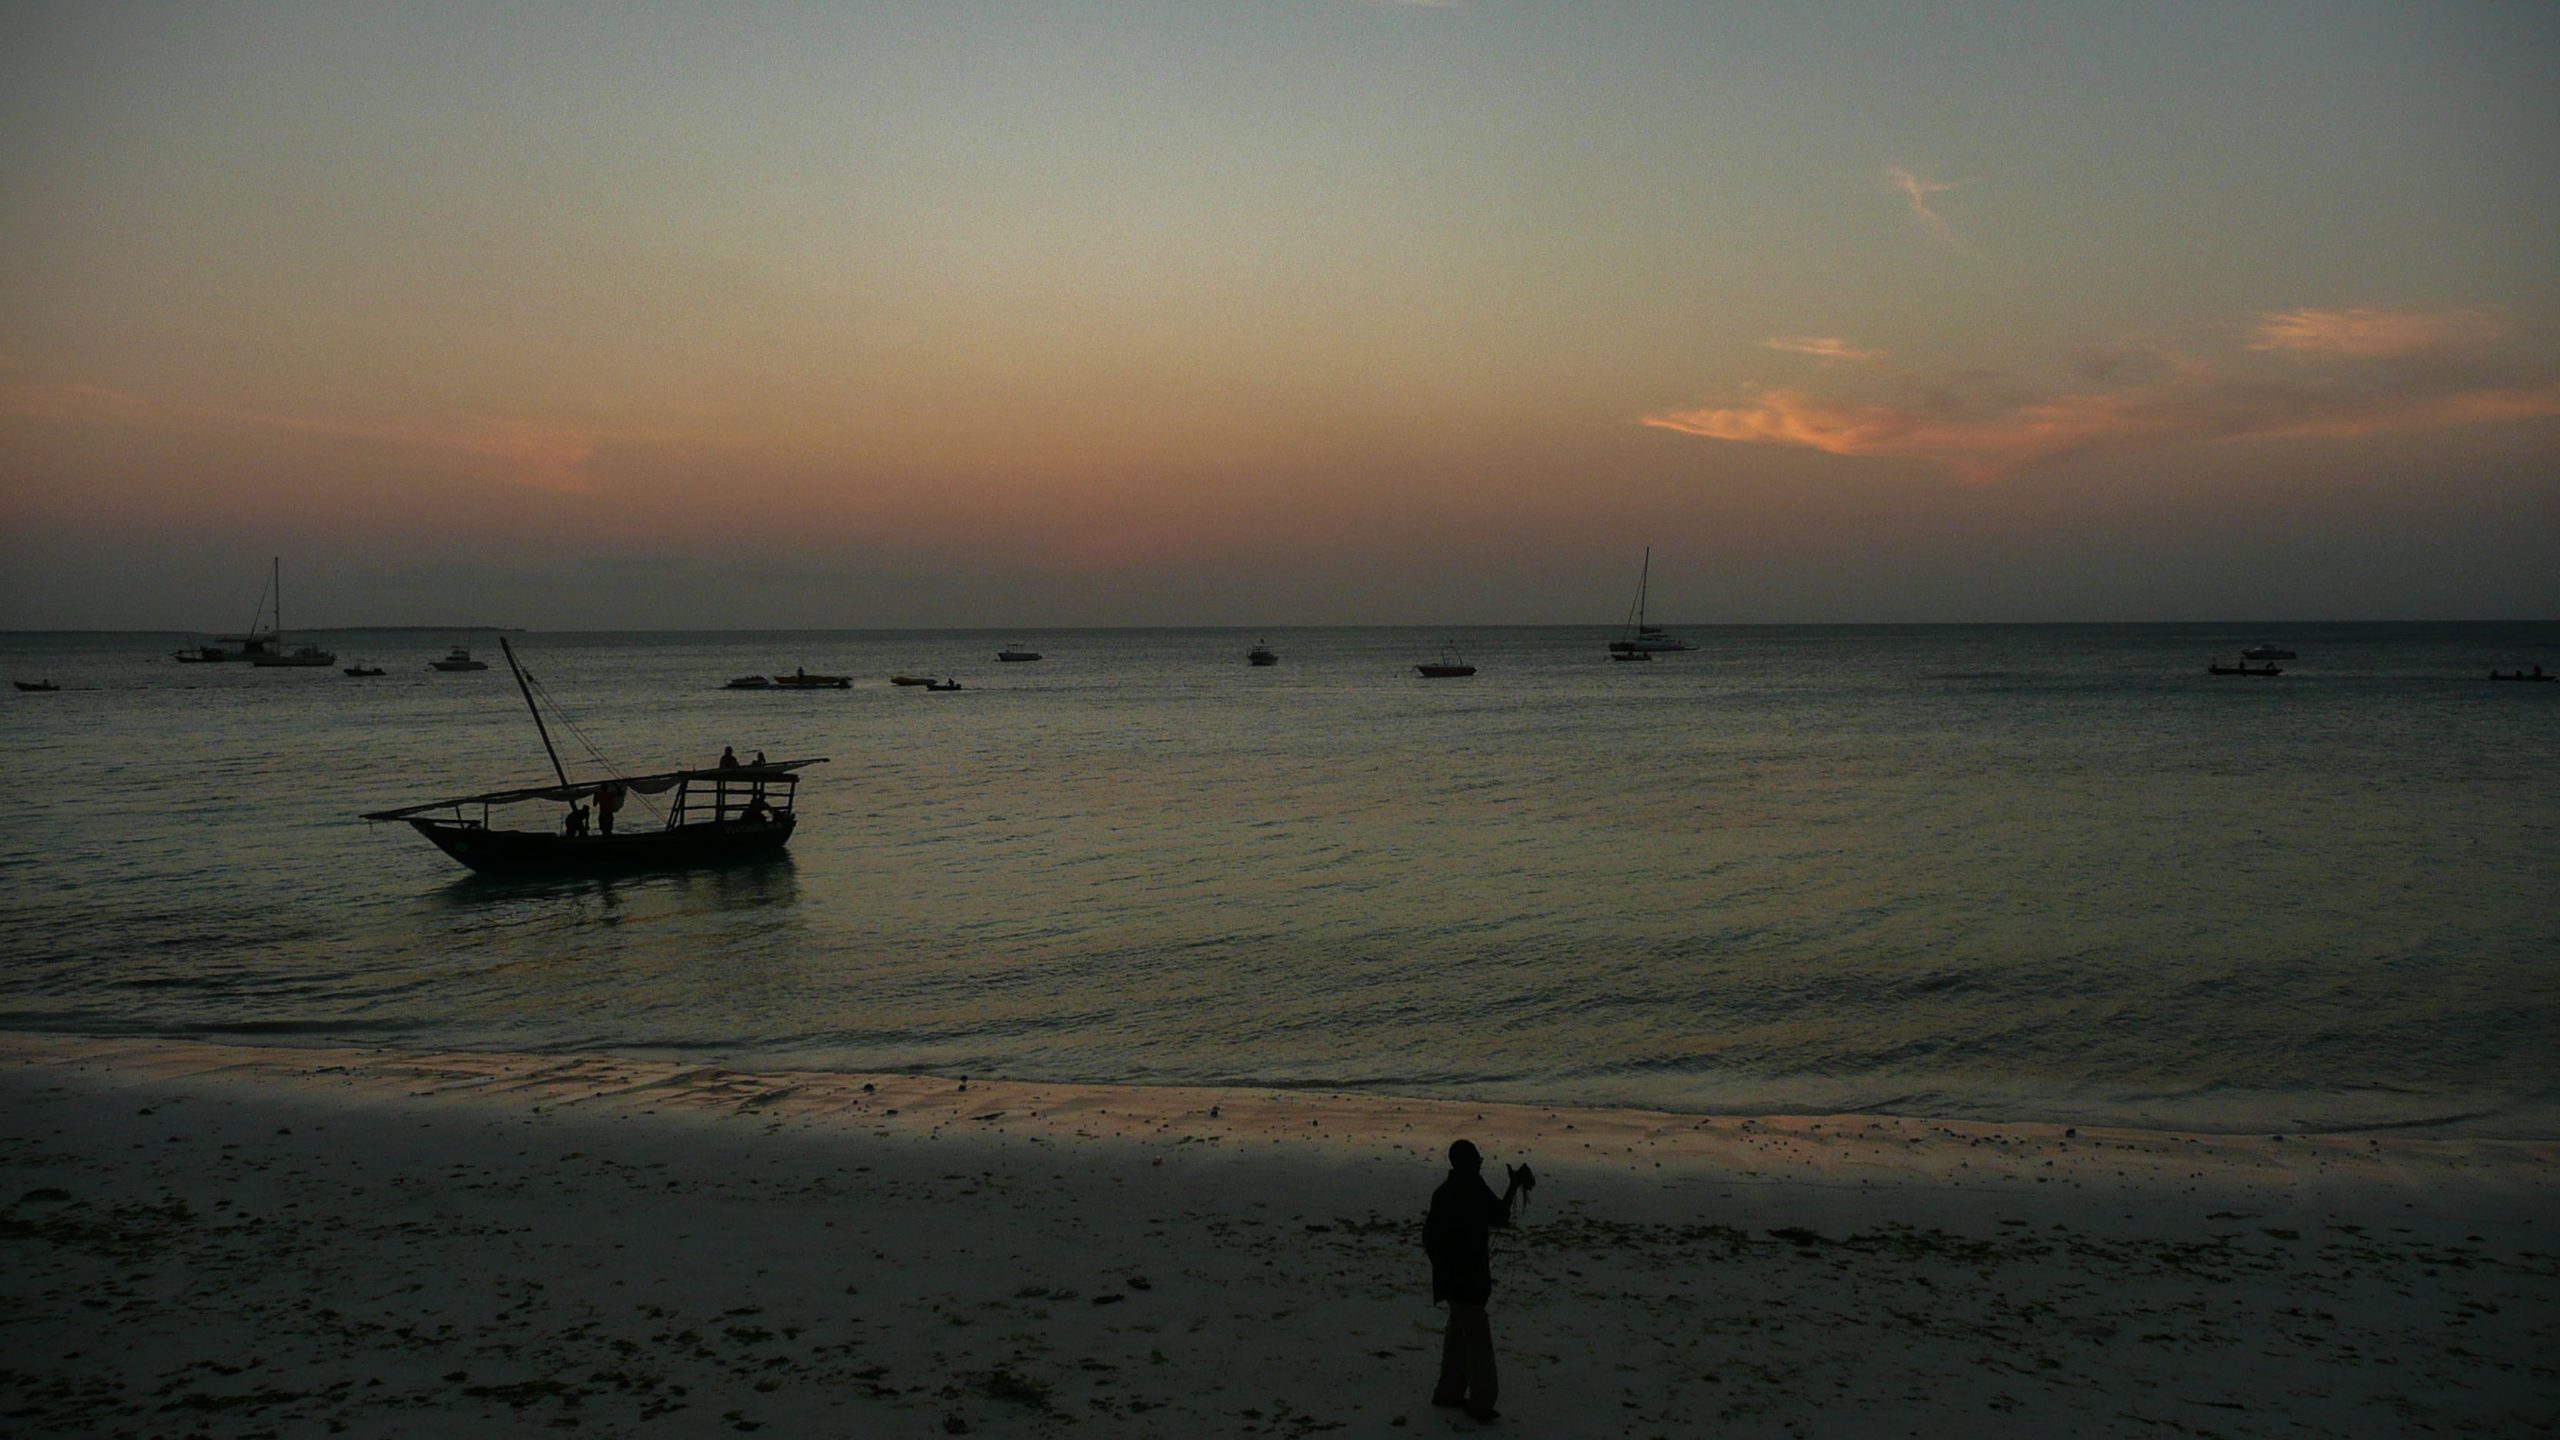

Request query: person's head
[{"left": 1447, "top": 1139, "right": 1482, "bottom": 1173}]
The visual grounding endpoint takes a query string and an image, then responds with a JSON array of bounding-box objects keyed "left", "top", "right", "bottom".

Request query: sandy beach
[{"left": 3, "top": 1033, "right": 2552, "bottom": 1438}]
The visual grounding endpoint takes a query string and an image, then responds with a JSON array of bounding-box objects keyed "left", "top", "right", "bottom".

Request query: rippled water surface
[{"left": 4, "top": 624, "right": 2554, "bottom": 1134}]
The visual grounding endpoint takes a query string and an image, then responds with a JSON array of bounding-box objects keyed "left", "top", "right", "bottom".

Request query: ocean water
[{"left": 3, "top": 623, "right": 2554, "bottom": 1136}]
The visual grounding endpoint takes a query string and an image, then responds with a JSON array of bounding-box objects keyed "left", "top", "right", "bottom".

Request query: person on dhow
[{"left": 1422, "top": 1139, "right": 1534, "bottom": 1421}]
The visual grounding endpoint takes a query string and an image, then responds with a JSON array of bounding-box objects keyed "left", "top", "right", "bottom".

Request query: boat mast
[
  {"left": 499, "top": 637, "right": 571, "bottom": 789},
  {"left": 1637, "top": 547, "right": 1649, "bottom": 631},
  {"left": 272, "top": 556, "right": 282, "bottom": 638}
]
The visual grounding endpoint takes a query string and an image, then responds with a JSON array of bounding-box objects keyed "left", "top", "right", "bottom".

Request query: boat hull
[
  {"left": 1415, "top": 664, "right": 1475, "bottom": 678},
  {"left": 406, "top": 816, "right": 797, "bottom": 876}
]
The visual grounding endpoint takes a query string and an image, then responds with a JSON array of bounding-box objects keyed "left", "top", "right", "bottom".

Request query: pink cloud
[
  {"left": 1644, "top": 348, "right": 2560, "bottom": 482},
  {"left": 0, "top": 381, "right": 599, "bottom": 494},
  {"left": 1886, "top": 166, "right": 1961, "bottom": 247},
  {"left": 1765, "top": 336, "right": 1884, "bottom": 365},
  {"left": 2247, "top": 306, "right": 2505, "bottom": 359}
]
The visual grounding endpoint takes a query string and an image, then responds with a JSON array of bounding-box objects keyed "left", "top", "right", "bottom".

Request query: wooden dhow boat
[{"left": 363, "top": 638, "right": 826, "bottom": 877}]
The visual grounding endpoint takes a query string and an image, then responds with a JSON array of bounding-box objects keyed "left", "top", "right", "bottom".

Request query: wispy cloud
[
  {"left": 1886, "top": 166, "right": 1961, "bottom": 247},
  {"left": 0, "top": 381, "right": 602, "bottom": 494},
  {"left": 1766, "top": 336, "right": 1884, "bottom": 365},
  {"left": 2246, "top": 305, "right": 2505, "bottom": 359},
  {"left": 1642, "top": 305, "right": 2560, "bottom": 481}
]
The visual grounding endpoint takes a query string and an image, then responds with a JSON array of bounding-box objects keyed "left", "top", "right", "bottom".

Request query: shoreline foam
[{"left": 6, "top": 1033, "right": 2554, "bottom": 1436}]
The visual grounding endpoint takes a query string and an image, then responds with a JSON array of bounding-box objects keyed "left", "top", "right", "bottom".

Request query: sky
[{"left": 3, "top": 1, "right": 2555, "bottom": 628}]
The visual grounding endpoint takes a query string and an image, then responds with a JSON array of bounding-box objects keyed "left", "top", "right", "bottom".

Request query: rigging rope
[{"left": 519, "top": 667, "right": 671, "bottom": 825}]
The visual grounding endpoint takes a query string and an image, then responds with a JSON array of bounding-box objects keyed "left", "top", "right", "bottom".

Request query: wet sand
[{"left": 4, "top": 1033, "right": 2553, "bottom": 1437}]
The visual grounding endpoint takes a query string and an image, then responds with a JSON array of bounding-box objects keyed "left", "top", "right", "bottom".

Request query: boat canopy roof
[{"left": 362, "top": 758, "right": 827, "bottom": 821}]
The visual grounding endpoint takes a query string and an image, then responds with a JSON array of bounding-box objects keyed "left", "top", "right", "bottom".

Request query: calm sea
[{"left": 3, "top": 624, "right": 2554, "bottom": 1136}]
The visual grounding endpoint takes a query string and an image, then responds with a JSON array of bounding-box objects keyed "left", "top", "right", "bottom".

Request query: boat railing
[
  {"left": 667, "top": 771, "right": 802, "bottom": 828},
  {"left": 362, "top": 759, "right": 826, "bottom": 829}
]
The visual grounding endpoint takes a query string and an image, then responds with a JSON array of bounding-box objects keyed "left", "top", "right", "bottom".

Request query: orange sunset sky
[{"left": 3, "top": 2, "right": 2555, "bottom": 627}]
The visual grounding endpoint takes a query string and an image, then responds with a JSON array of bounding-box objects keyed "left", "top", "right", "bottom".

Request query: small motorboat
[
  {"left": 2208, "top": 658, "right": 2283, "bottom": 676},
  {"left": 429, "top": 646, "right": 489, "bottom": 672},
  {"left": 996, "top": 645, "right": 1042, "bottom": 662},
  {"left": 2241, "top": 644, "right": 2297, "bottom": 661},
  {"left": 1610, "top": 649, "right": 1652, "bottom": 663},
  {"left": 1416, "top": 643, "right": 1476, "bottom": 679},
  {"left": 343, "top": 663, "right": 385, "bottom": 677},
  {"left": 723, "top": 675, "right": 775, "bottom": 690},
  {"left": 14, "top": 680, "right": 59, "bottom": 692},
  {"left": 771, "top": 668, "right": 850, "bottom": 689},
  {"left": 890, "top": 675, "right": 932, "bottom": 687},
  {"left": 925, "top": 678, "right": 964, "bottom": 691},
  {"left": 2487, "top": 666, "right": 2553, "bottom": 682},
  {"left": 1248, "top": 640, "right": 1277, "bottom": 667}
]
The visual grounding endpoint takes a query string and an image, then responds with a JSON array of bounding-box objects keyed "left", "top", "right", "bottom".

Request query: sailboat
[
  {"left": 173, "top": 559, "right": 284, "bottom": 662},
  {"left": 239, "top": 558, "right": 335, "bottom": 666},
  {"left": 362, "top": 638, "right": 827, "bottom": 876},
  {"left": 1607, "top": 548, "right": 1690, "bottom": 655}
]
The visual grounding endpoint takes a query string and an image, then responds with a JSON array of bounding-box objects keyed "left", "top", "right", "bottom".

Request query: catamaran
[
  {"left": 362, "top": 638, "right": 825, "bottom": 876},
  {"left": 1608, "top": 548, "right": 1691, "bottom": 655},
  {"left": 174, "top": 557, "right": 334, "bottom": 665}
]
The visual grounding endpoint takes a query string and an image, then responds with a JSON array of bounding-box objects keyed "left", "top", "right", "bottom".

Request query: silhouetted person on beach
[{"left": 1423, "top": 1139, "right": 1534, "bottom": 1421}]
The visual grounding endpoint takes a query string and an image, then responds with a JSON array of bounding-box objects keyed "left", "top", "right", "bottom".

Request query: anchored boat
[
  {"left": 362, "top": 638, "right": 826, "bottom": 877},
  {"left": 176, "top": 558, "right": 335, "bottom": 665},
  {"left": 1608, "top": 548, "right": 1691, "bottom": 655},
  {"left": 1416, "top": 642, "right": 1477, "bottom": 679}
]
